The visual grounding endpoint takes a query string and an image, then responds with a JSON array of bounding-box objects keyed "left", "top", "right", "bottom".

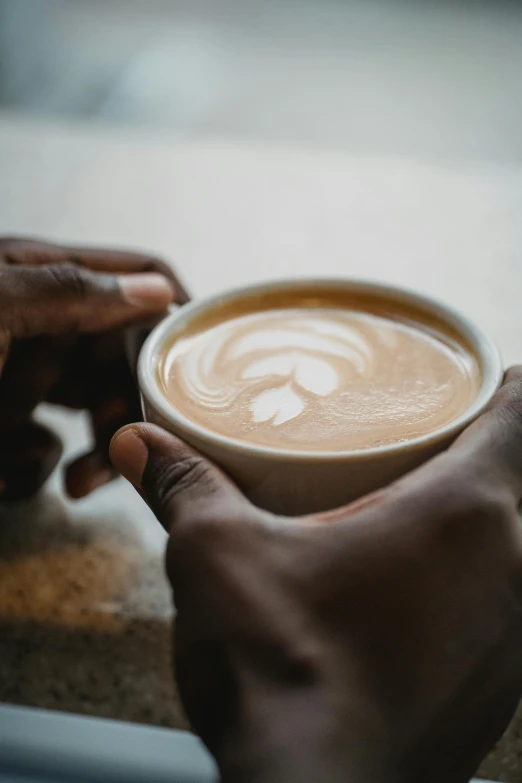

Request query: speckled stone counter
[
  {"left": 1, "top": 115, "right": 522, "bottom": 781},
  {"left": 0, "top": 408, "right": 187, "bottom": 730}
]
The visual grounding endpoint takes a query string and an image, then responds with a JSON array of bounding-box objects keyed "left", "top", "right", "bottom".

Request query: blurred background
[
  {"left": 1, "top": 7, "right": 522, "bottom": 782},
  {"left": 1, "top": 0, "right": 522, "bottom": 165}
]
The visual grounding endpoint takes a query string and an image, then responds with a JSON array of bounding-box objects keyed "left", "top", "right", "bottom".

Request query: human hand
[
  {"left": 0, "top": 237, "right": 188, "bottom": 500},
  {"left": 111, "top": 368, "right": 522, "bottom": 783}
]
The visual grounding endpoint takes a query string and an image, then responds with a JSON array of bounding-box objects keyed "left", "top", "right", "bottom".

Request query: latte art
[{"left": 160, "top": 307, "right": 480, "bottom": 451}]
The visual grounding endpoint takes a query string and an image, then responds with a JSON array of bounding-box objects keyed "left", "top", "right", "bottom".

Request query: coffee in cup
[
  {"left": 139, "top": 281, "right": 502, "bottom": 514},
  {"left": 158, "top": 291, "right": 480, "bottom": 453}
]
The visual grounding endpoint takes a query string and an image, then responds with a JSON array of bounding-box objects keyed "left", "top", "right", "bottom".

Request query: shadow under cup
[{"left": 138, "top": 280, "right": 503, "bottom": 516}]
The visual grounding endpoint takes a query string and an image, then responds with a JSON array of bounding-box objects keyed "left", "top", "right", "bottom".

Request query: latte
[{"left": 158, "top": 295, "right": 480, "bottom": 452}]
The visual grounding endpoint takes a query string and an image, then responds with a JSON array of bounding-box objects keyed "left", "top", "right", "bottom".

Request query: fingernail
[
  {"left": 119, "top": 274, "right": 174, "bottom": 307},
  {"left": 110, "top": 428, "right": 149, "bottom": 488}
]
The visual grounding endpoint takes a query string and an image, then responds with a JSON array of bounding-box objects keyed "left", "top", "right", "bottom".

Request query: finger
[
  {"left": 124, "top": 320, "right": 162, "bottom": 370},
  {"left": 63, "top": 246, "right": 190, "bottom": 306},
  {"left": 0, "top": 237, "right": 190, "bottom": 304},
  {"left": 66, "top": 388, "right": 140, "bottom": 499},
  {"left": 0, "top": 336, "right": 73, "bottom": 429},
  {"left": 74, "top": 333, "right": 142, "bottom": 497},
  {"left": 448, "top": 366, "right": 522, "bottom": 500},
  {"left": 109, "top": 424, "right": 250, "bottom": 532},
  {"left": 0, "top": 421, "right": 62, "bottom": 501},
  {"left": 1, "top": 262, "right": 174, "bottom": 338},
  {"left": 65, "top": 449, "right": 116, "bottom": 499},
  {"left": 44, "top": 334, "right": 101, "bottom": 410}
]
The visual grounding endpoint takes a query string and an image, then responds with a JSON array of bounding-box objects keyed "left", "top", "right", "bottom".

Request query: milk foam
[{"left": 160, "top": 307, "right": 480, "bottom": 451}]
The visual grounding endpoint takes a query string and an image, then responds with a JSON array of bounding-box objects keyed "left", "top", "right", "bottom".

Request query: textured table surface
[{"left": 0, "top": 113, "right": 521, "bottom": 781}]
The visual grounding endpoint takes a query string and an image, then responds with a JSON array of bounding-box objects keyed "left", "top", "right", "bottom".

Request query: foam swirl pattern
[{"left": 160, "top": 308, "right": 480, "bottom": 451}]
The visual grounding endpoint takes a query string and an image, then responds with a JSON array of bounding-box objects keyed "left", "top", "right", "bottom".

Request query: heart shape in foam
[{"left": 244, "top": 353, "right": 340, "bottom": 425}]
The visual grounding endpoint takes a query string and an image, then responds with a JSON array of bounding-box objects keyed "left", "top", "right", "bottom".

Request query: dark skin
[
  {"left": 2, "top": 237, "right": 521, "bottom": 781},
  {"left": 111, "top": 369, "right": 522, "bottom": 783},
  {"left": 0, "top": 237, "right": 188, "bottom": 500}
]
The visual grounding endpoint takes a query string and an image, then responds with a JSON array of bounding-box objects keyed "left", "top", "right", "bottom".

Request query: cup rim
[{"left": 138, "top": 278, "right": 504, "bottom": 462}]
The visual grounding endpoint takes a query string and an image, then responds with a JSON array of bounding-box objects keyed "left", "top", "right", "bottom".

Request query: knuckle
[
  {"left": 0, "top": 237, "right": 21, "bottom": 261},
  {"left": 0, "top": 265, "right": 15, "bottom": 293},
  {"left": 169, "top": 515, "right": 219, "bottom": 560},
  {"left": 464, "top": 489, "right": 512, "bottom": 527},
  {"left": 166, "top": 513, "right": 235, "bottom": 589},
  {"left": 433, "top": 473, "right": 514, "bottom": 542},
  {"left": 151, "top": 455, "right": 215, "bottom": 515},
  {"left": 0, "top": 238, "right": 56, "bottom": 265},
  {"left": 46, "top": 262, "right": 89, "bottom": 298},
  {"left": 459, "top": 469, "right": 510, "bottom": 514},
  {"left": 491, "top": 378, "right": 522, "bottom": 428},
  {"left": 504, "top": 365, "right": 522, "bottom": 384}
]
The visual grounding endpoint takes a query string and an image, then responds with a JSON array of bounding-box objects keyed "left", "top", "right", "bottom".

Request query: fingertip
[
  {"left": 111, "top": 422, "right": 188, "bottom": 453},
  {"left": 118, "top": 273, "right": 174, "bottom": 309},
  {"left": 110, "top": 425, "right": 151, "bottom": 488},
  {"left": 500, "top": 365, "right": 522, "bottom": 393},
  {"left": 65, "top": 453, "right": 115, "bottom": 499}
]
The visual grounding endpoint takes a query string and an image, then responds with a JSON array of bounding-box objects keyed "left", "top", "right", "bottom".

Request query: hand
[
  {"left": 0, "top": 237, "right": 188, "bottom": 500},
  {"left": 111, "top": 368, "right": 522, "bottom": 783}
]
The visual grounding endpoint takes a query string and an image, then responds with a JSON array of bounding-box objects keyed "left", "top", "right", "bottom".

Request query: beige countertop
[{"left": 0, "top": 112, "right": 521, "bottom": 781}]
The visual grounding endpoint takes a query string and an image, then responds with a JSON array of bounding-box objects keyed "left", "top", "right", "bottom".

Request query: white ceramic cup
[{"left": 138, "top": 279, "right": 503, "bottom": 515}]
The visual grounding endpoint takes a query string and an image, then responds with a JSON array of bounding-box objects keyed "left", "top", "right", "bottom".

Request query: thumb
[
  {"left": 109, "top": 424, "right": 250, "bottom": 532},
  {"left": 1, "top": 262, "right": 174, "bottom": 337}
]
